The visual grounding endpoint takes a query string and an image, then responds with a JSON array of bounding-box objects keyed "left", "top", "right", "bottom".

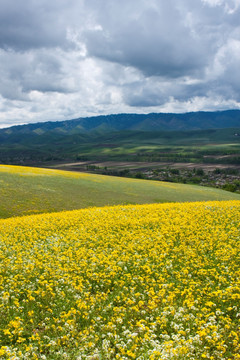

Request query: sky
[{"left": 0, "top": 0, "right": 240, "bottom": 128}]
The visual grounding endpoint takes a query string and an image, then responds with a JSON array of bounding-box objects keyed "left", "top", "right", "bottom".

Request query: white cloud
[{"left": 0, "top": 0, "right": 240, "bottom": 127}]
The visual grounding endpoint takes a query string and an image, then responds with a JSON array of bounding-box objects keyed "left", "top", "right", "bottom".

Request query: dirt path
[{"left": 50, "top": 160, "right": 240, "bottom": 173}]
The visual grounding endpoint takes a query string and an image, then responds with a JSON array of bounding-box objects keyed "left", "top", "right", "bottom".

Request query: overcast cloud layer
[{"left": 0, "top": 0, "right": 240, "bottom": 127}]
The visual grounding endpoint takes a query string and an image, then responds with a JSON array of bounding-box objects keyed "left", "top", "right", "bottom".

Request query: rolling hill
[{"left": 1, "top": 164, "right": 240, "bottom": 218}]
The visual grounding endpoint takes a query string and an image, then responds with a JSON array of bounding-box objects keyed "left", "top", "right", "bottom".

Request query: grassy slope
[{"left": 1, "top": 165, "right": 240, "bottom": 218}]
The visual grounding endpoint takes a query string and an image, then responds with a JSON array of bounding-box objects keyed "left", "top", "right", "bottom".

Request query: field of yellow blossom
[{"left": 0, "top": 201, "right": 239, "bottom": 359}]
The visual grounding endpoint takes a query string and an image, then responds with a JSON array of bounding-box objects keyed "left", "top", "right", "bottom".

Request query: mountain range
[
  {"left": 1, "top": 110, "right": 240, "bottom": 138},
  {"left": 0, "top": 110, "right": 240, "bottom": 165}
]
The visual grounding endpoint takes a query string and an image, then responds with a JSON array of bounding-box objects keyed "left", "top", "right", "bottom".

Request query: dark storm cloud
[
  {"left": 0, "top": 48, "right": 74, "bottom": 102},
  {"left": 0, "top": 0, "right": 240, "bottom": 127},
  {"left": 0, "top": 0, "right": 60, "bottom": 50},
  {"left": 82, "top": 0, "right": 208, "bottom": 78},
  {"left": 0, "top": 0, "right": 82, "bottom": 51}
]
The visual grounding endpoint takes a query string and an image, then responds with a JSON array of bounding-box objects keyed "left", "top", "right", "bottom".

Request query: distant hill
[
  {"left": 0, "top": 110, "right": 240, "bottom": 165},
  {"left": 1, "top": 110, "right": 240, "bottom": 137}
]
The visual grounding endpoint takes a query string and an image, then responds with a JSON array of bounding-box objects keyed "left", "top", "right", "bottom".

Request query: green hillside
[
  {"left": 0, "top": 110, "right": 239, "bottom": 165},
  {"left": 1, "top": 127, "right": 240, "bottom": 165},
  {"left": 1, "top": 165, "right": 240, "bottom": 218}
]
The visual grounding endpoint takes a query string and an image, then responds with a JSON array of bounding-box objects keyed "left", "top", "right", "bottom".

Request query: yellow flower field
[{"left": 0, "top": 201, "right": 239, "bottom": 359}]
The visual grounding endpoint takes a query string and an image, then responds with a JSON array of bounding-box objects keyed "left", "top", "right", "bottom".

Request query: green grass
[
  {"left": 1, "top": 165, "right": 240, "bottom": 218},
  {"left": 1, "top": 128, "right": 240, "bottom": 165}
]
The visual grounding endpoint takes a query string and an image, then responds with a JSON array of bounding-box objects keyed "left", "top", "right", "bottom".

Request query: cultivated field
[
  {"left": 0, "top": 201, "right": 239, "bottom": 359},
  {"left": 1, "top": 165, "right": 240, "bottom": 218}
]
